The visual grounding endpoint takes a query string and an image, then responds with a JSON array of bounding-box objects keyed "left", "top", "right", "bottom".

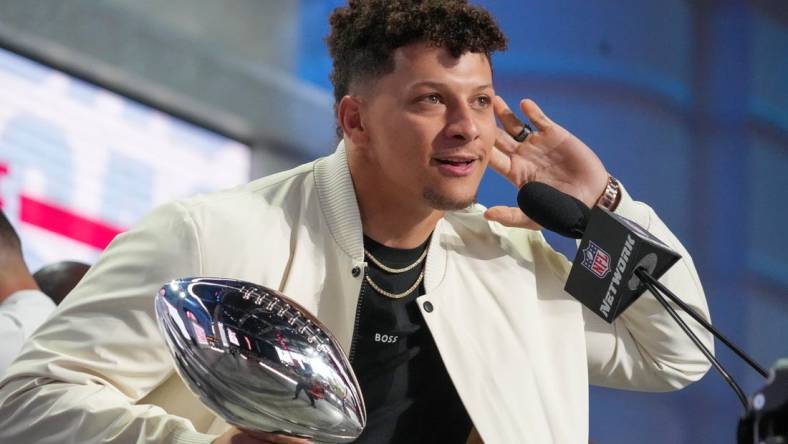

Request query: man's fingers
[
  {"left": 520, "top": 99, "right": 553, "bottom": 132},
  {"left": 493, "top": 96, "right": 530, "bottom": 141},
  {"left": 484, "top": 206, "right": 541, "bottom": 230},
  {"left": 265, "top": 436, "right": 312, "bottom": 444},
  {"left": 494, "top": 127, "right": 520, "bottom": 153},
  {"left": 246, "top": 430, "right": 313, "bottom": 444},
  {"left": 487, "top": 146, "right": 512, "bottom": 176},
  {"left": 262, "top": 433, "right": 312, "bottom": 444}
]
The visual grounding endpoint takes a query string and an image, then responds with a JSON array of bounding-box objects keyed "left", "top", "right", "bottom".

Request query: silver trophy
[{"left": 154, "top": 277, "right": 366, "bottom": 442}]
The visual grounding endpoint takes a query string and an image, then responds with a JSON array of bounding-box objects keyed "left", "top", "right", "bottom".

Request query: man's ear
[{"left": 338, "top": 95, "right": 368, "bottom": 146}]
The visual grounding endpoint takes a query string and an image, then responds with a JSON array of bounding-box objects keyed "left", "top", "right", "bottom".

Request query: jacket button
[
  {"left": 351, "top": 266, "right": 361, "bottom": 277},
  {"left": 423, "top": 301, "right": 434, "bottom": 313}
]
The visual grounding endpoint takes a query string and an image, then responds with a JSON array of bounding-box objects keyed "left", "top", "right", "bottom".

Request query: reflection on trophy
[{"left": 154, "top": 277, "right": 366, "bottom": 443}]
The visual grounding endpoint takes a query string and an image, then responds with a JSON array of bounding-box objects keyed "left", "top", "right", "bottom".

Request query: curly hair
[{"left": 327, "top": 0, "right": 507, "bottom": 131}]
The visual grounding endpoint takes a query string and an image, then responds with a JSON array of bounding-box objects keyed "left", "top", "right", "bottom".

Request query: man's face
[{"left": 357, "top": 42, "right": 497, "bottom": 210}]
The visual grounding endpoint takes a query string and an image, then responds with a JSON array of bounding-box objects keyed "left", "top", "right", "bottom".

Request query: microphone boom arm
[
  {"left": 634, "top": 268, "right": 769, "bottom": 378},
  {"left": 638, "top": 270, "right": 749, "bottom": 411}
]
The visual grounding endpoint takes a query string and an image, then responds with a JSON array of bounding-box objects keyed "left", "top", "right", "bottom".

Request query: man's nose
[{"left": 444, "top": 104, "right": 480, "bottom": 141}]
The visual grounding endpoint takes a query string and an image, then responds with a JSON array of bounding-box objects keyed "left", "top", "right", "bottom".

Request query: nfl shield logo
[{"left": 581, "top": 241, "right": 611, "bottom": 279}]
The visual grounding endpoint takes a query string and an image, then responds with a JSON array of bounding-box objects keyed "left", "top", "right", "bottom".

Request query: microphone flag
[{"left": 565, "top": 207, "right": 682, "bottom": 322}]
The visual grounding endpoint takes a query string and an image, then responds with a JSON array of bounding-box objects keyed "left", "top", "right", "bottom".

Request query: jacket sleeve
[
  {"left": 0, "top": 201, "right": 216, "bottom": 444},
  {"left": 581, "top": 185, "right": 714, "bottom": 391}
]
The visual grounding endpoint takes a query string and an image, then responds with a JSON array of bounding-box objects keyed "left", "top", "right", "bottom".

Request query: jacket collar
[
  {"left": 313, "top": 140, "right": 363, "bottom": 262},
  {"left": 313, "top": 141, "right": 447, "bottom": 292}
]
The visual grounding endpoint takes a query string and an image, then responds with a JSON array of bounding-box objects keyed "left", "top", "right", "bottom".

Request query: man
[
  {"left": 0, "top": 1, "right": 713, "bottom": 443},
  {"left": 0, "top": 211, "right": 56, "bottom": 374}
]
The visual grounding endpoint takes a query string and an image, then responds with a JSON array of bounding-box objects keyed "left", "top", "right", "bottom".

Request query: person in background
[
  {"left": 33, "top": 261, "right": 91, "bottom": 306},
  {"left": 0, "top": 211, "right": 55, "bottom": 374}
]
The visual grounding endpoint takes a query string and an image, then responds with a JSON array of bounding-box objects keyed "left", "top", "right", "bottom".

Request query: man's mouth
[
  {"left": 431, "top": 156, "right": 478, "bottom": 177},
  {"left": 435, "top": 158, "right": 474, "bottom": 166}
]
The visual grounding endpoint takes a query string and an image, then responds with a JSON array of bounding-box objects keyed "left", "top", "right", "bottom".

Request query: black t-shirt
[{"left": 349, "top": 235, "right": 472, "bottom": 443}]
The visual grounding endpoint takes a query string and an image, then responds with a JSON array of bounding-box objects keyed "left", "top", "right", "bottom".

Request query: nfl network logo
[{"left": 581, "top": 241, "right": 611, "bottom": 279}]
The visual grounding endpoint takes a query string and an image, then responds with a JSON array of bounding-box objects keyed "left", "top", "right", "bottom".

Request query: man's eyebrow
[{"left": 407, "top": 81, "right": 493, "bottom": 91}]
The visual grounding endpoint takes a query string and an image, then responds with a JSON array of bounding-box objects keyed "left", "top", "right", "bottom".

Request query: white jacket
[{"left": 0, "top": 143, "right": 712, "bottom": 444}]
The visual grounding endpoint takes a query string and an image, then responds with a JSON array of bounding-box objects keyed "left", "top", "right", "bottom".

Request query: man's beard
[{"left": 422, "top": 188, "right": 477, "bottom": 211}]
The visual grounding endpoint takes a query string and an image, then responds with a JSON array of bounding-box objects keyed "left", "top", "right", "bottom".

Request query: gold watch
[{"left": 597, "top": 175, "right": 621, "bottom": 211}]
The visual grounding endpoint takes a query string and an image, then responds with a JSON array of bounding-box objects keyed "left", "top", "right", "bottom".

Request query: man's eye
[
  {"left": 475, "top": 95, "right": 491, "bottom": 108},
  {"left": 421, "top": 94, "right": 442, "bottom": 104}
]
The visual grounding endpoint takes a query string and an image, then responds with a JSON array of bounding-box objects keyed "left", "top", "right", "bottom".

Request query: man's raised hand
[{"left": 484, "top": 96, "right": 609, "bottom": 229}]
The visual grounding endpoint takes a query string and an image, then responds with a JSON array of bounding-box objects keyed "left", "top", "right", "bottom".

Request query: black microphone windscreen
[{"left": 516, "top": 182, "right": 591, "bottom": 239}]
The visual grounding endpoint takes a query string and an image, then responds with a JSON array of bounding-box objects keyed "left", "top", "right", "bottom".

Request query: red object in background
[
  {"left": 0, "top": 161, "right": 124, "bottom": 250},
  {"left": 0, "top": 162, "right": 7, "bottom": 208},
  {"left": 19, "top": 196, "right": 124, "bottom": 250}
]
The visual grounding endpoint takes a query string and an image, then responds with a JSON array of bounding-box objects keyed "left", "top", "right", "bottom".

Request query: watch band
[{"left": 597, "top": 175, "right": 621, "bottom": 211}]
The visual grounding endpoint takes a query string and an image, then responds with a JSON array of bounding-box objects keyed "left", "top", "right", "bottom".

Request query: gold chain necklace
[
  {"left": 363, "top": 248, "right": 428, "bottom": 273},
  {"left": 365, "top": 271, "right": 424, "bottom": 299},
  {"left": 363, "top": 248, "right": 428, "bottom": 299}
]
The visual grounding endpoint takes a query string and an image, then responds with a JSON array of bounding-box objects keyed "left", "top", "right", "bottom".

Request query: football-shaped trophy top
[{"left": 154, "top": 277, "right": 366, "bottom": 443}]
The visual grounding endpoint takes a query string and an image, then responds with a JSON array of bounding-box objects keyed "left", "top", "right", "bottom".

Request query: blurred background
[{"left": 0, "top": 0, "right": 785, "bottom": 442}]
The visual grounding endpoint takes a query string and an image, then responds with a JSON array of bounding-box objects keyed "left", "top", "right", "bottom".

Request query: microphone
[
  {"left": 517, "top": 182, "right": 680, "bottom": 323},
  {"left": 516, "top": 182, "right": 589, "bottom": 239}
]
